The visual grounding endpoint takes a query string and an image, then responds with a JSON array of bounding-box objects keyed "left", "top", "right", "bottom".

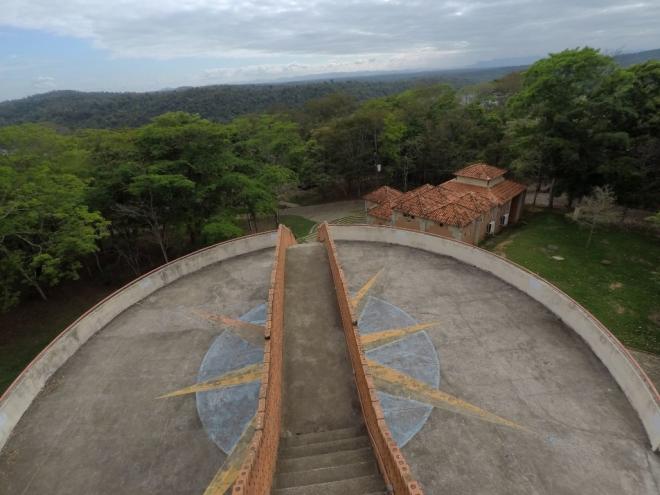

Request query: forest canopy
[{"left": 0, "top": 48, "right": 658, "bottom": 311}]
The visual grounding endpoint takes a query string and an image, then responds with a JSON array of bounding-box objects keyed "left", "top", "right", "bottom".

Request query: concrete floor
[
  {"left": 336, "top": 241, "right": 660, "bottom": 495},
  {"left": 0, "top": 249, "right": 274, "bottom": 495},
  {"left": 2, "top": 238, "right": 659, "bottom": 495}
]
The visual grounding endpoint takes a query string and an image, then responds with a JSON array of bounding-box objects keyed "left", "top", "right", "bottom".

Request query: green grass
[
  {"left": 482, "top": 211, "right": 660, "bottom": 354},
  {"left": 279, "top": 214, "right": 316, "bottom": 239}
]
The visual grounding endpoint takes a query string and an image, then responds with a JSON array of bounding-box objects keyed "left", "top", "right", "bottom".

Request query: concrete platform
[
  {"left": 0, "top": 249, "right": 273, "bottom": 495},
  {"left": 1, "top": 232, "right": 659, "bottom": 495},
  {"left": 335, "top": 241, "right": 660, "bottom": 495}
]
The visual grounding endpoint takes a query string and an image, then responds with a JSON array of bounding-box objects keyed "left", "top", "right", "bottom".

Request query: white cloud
[
  {"left": 32, "top": 76, "right": 56, "bottom": 89},
  {"left": 1, "top": 0, "right": 658, "bottom": 62},
  {"left": 201, "top": 48, "right": 471, "bottom": 83}
]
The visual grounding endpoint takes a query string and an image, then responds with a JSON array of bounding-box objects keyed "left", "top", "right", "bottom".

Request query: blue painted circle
[
  {"left": 359, "top": 296, "right": 440, "bottom": 447},
  {"left": 195, "top": 297, "right": 440, "bottom": 453}
]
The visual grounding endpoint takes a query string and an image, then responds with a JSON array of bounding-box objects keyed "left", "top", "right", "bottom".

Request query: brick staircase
[
  {"left": 274, "top": 243, "right": 386, "bottom": 494},
  {"left": 273, "top": 426, "right": 385, "bottom": 494}
]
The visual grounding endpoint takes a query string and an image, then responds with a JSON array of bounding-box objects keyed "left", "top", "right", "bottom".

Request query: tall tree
[{"left": 509, "top": 48, "right": 618, "bottom": 207}]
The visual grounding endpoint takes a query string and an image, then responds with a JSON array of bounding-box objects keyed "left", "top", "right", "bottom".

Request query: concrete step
[
  {"left": 280, "top": 435, "right": 370, "bottom": 458},
  {"left": 277, "top": 447, "right": 374, "bottom": 473},
  {"left": 271, "top": 474, "right": 385, "bottom": 495},
  {"left": 275, "top": 461, "right": 377, "bottom": 489},
  {"left": 282, "top": 426, "right": 366, "bottom": 447}
]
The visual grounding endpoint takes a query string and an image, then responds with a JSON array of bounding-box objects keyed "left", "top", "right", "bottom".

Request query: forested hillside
[
  {"left": 0, "top": 66, "right": 521, "bottom": 129},
  {"left": 0, "top": 48, "right": 659, "bottom": 312},
  {"left": 1, "top": 48, "right": 657, "bottom": 129}
]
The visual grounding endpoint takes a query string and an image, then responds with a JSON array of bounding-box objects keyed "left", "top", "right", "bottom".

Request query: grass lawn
[
  {"left": 279, "top": 214, "right": 316, "bottom": 239},
  {"left": 482, "top": 211, "right": 660, "bottom": 354}
]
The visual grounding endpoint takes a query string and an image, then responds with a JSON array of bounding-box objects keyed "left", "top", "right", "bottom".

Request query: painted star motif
[{"left": 158, "top": 269, "right": 530, "bottom": 494}]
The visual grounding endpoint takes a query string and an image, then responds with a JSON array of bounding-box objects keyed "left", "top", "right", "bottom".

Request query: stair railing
[
  {"left": 232, "top": 224, "right": 296, "bottom": 494},
  {"left": 317, "top": 222, "right": 424, "bottom": 495}
]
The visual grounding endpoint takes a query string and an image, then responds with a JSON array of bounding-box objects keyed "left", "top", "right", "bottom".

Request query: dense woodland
[
  {"left": 1, "top": 49, "right": 658, "bottom": 129},
  {"left": 1, "top": 48, "right": 659, "bottom": 311}
]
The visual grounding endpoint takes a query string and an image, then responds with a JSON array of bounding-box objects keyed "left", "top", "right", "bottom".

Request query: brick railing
[
  {"left": 317, "top": 222, "right": 423, "bottom": 495},
  {"left": 232, "top": 224, "right": 296, "bottom": 494}
]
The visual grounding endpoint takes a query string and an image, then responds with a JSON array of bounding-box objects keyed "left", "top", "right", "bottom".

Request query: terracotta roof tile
[
  {"left": 440, "top": 179, "right": 526, "bottom": 205},
  {"left": 490, "top": 180, "right": 527, "bottom": 203},
  {"left": 367, "top": 203, "right": 393, "bottom": 220},
  {"left": 425, "top": 202, "right": 481, "bottom": 227},
  {"left": 364, "top": 172, "right": 525, "bottom": 227},
  {"left": 454, "top": 163, "right": 507, "bottom": 180},
  {"left": 363, "top": 185, "right": 402, "bottom": 204}
]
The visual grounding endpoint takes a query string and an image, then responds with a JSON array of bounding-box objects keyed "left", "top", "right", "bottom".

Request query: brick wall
[
  {"left": 317, "top": 222, "right": 424, "bottom": 495},
  {"left": 232, "top": 224, "right": 296, "bottom": 495}
]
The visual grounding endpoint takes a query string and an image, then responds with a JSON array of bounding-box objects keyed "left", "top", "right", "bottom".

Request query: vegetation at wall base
[
  {"left": 483, "top": 211, "right": 660, "bottom": 354},
  {"left": 278, "top": 215, "right": 316, "bottom": 239}
]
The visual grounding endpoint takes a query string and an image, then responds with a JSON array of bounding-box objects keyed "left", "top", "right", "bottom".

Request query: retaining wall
[
  {"left": 233, "top": 225, "right": 296, "bottom": 494},
  {"left": 0, "top": 231, "right": 278, "bottom": 452},
  {"left": 329, "top": 224, "right": 660, "bottom": 452},
  {"left": 318, "top": 223, "right": 424, "bottom": 494}
]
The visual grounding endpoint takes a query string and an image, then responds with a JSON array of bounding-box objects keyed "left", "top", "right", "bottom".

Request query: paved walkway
[
  {"left": 281, "top": 243, "right": 362, "bottom": 434},
  {"left": 275, "top": 243, "right": 384, "bottom": 494}
]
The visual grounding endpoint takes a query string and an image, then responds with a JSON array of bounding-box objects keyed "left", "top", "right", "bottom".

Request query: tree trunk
[
  {"left": 154, "top": 227, "right": 169, "bottom": 263},
  {"left": 158, "top": 240, "right": 169, "bottom": 264},
  {"left": 94, "top": 252, "right": 103, "bottom": 274},
  {"left": 187, "top": 222, "right": 197, "bottom": 247},
  {"left": 548, "top": 177, "right": 556, "bottom": 209},
  {"left": 33, "top": 281, "right": 48, "bottom": 301},
  {"left": 14, "top": 262, "right": 48, "bottom": 301},
  {"left": 586, "top": 220, "right": 596, "bottom": 248},
  {"left": 532, "top": 179, "right": 542, "bottom": 207}
]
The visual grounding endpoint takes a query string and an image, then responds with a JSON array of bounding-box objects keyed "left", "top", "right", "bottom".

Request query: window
[
  {"left": 500, "top": 213, "right": 509, "bottom": 226},
  {"left": 486, "top": 221, "right": 495, "bottom": 234}
]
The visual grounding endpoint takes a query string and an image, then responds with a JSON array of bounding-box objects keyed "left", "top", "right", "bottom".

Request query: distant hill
[
  {"left": 612, "top": 48, "right": 660, "bottom": 67},
  {"left": 0, "top": 49, "right": 657, "bottom": 129}
]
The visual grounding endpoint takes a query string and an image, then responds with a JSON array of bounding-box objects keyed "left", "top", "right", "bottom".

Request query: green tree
[
  {"left": 509, "top": 48, "right": 618, "bottom": 207},
  {"left": 0, "top": 165, "right": 108, "bottom": 308},
  {"left": 574, "top": 185, "right": 618, "bottom": 248}
]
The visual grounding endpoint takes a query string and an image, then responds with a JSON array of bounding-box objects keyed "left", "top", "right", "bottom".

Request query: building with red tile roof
[{"left": 363, "top": 163, "right": 526, "bottom": 244}]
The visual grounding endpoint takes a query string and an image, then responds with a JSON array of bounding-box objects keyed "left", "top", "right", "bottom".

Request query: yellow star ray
[
  {"left": 203, "top": 416, "right": 256, "bottom": 495},
  {"left": 360, "top": 322, "right": 439, "bottom": 350},
  {"left": 192, "top": 309, "right": 265, "bottom": 348},
  {"left": 367, "top": 359, "right": 530, "bottom": 433},
  {"left": 157, "top": 363, "right": 263, "bottom": 399},
  {"left": 351, "top": 269, "right": 383, "bottom": 310}
]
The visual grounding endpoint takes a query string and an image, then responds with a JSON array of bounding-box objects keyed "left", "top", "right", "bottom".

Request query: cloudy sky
[{"left": 0, "top": 0, "right": 658, "bottom": 101}]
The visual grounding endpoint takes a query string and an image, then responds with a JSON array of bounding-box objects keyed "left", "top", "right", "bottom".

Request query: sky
[{"left": 0, "top": 0, "right": 659, "bottom": 102}]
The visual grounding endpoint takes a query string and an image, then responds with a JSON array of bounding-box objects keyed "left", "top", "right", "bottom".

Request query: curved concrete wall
[
  {"left": 0, "top": 232, "right": 278, "bottom": 451},
  {"left": 329, "top": 225, "right": 660, "bottom": 452}
]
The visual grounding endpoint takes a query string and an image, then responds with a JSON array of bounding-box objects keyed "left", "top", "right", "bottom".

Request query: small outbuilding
[{"left": 364, "top": 163, "right": 526, "bottom": 245}]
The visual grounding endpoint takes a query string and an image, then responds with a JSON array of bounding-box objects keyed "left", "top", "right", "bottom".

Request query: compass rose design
[{"left": 158, "top": 269, "right": 529, "bottom": 494}]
